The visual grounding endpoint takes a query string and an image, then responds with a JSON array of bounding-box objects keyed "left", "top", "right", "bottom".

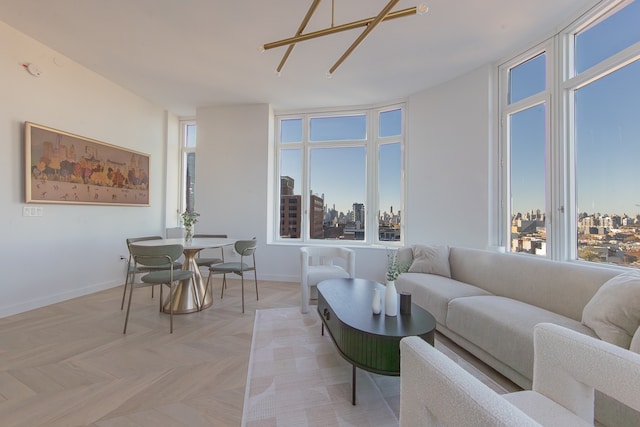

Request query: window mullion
[
  {"left": 302, "top": 115, "right": 310, "bottom": 242},
  {"left": 368, "top": 110, "right": 377, "bottom": 244}
]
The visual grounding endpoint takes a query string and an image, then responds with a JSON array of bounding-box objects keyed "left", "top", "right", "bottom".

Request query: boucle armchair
[
  {"left": 400, "top": 323, "right": 640, "bottom": 426},
  {"left": 300, "top": 246, "right": 355, "bottom": 313}
]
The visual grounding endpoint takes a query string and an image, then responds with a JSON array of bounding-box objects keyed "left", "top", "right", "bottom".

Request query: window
[
  {"left": 499, "top": 0, "right": 640, "bottom": 267},
  {"left": 509, "top": 104, "right": 548, "bottom": 255},
  {"left": 378, "top": 109, "right": 403, "bottom": 242},
  {"left": 572, "top": 0, "right": 640, "bottom": 266},
  {"left": 180, "top": 120, "right": 196, "bottom": 212},
  {"left": 274, "top": 104, "right": 405, "bottom": 243},
  {"left": 501, "top": 49, "right": 551, "bottom": 256}
]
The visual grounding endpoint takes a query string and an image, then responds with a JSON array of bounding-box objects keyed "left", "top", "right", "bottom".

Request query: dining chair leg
[
  {"left": 254, "top": 271, "right": 259, "bottom": 301},
  {"left": 159, "top": 283, "right": 164, "bottom": 312},
  {"left": 241, "top": 273, "right": 245, "bottom": 313},
  {"left": 121, "top": 262, "right": 134, "bottom": 310},
  {"left": 220, "top": 274, "right": 227, "bottom": 298},
  {"left": 169, "top": 283, "right": 174, "bottom": 334},
  {"left": 121, "top": 272, "right": 131, "bottom": 310},
  {"left": 190, "top": 277, "right": 200, "bottom": 311},
  {"left": 202, "top": 273, "right": 212, "bottom": 307},
  {"left": 123, "top": 283, "right": 135, "bottom": 334}
]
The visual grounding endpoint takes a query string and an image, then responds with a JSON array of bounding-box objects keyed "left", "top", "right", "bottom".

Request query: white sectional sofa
[{"left": 395, "top": 245, "right": 640, "bottom": 426}]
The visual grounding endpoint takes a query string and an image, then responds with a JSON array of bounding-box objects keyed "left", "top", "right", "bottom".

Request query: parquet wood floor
[
  {"left": 0, "top": 278, "right": 517, "bottom": 426},
  {"left": 0, "top": 278, "right": 299, "bottom": 427}
]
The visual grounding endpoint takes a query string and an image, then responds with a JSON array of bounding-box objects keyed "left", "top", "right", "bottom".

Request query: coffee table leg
[{"left": 352, "top": 364, "right": 356, "bottom": 405}]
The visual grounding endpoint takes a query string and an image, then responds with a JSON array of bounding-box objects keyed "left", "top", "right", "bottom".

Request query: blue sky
[
  {"left": 280, "top": 109, "right": 402, "bottom": 215},
  {"left": 511, "top": 0, "right": 640, "bottom": 217}
]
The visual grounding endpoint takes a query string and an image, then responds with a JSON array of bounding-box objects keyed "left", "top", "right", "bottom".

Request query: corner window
[{"left": 274, "top": 104, "right": 405, "bottom": 244}]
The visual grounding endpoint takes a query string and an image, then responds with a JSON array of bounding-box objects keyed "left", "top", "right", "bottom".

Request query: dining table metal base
[
  {"left": 133, "top": 236, "right": 234, "bottom": 315},
  {"left": 162, "top": 247, "right": 213, "bottom": 314}
]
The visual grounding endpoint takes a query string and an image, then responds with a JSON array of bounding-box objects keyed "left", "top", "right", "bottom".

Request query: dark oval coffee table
[{"left": 317, "top": 278, "right": 436, "bottom": 405}]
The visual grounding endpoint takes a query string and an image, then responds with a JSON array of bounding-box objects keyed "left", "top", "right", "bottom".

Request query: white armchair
[
  {"left": 400, "top": 323, "right": 640, "bottom": 427},
  {"left": 300, "top": 246, "right": 355, "bottom": 314}
]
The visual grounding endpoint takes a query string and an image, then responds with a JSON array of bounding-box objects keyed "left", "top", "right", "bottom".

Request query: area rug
[{"left": 241, "top": 307, "right": 510, "bottom": 427}]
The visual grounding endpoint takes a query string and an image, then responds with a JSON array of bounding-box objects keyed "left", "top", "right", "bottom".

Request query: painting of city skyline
[{"left": 25, "top": 122, "right": 150, "bottom": 206}]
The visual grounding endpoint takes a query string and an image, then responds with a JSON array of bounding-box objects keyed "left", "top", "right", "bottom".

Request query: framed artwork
[{"left": 25, "top": 121, "right": 150, "bottom": 206}]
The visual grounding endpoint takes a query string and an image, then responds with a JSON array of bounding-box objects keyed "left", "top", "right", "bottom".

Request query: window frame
[
  {"left": 561, "top": 0, "right": 640, "bottom": 263},
  {"left": 179, "top": 119, "right": 196, "bottom": 213},
  {"left": 499, "top": 41, "right": 555, "bottom": 257},
  {"left": 272, "top": 103, "right": 406, "bottom": 246},
  {"left": 497, "top": 0, "right": 640, "bottom": 266}
]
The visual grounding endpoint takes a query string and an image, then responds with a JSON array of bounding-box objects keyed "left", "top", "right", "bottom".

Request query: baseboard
[{"left": 0, "top": 280, "right": 121, "bottom": 319}]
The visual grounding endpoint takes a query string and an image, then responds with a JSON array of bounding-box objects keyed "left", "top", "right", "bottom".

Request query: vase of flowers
[
  {"left": 386, "top": 248, "right": 409, "bottom": 283},
  {"left": 385, "top": 249, "right": 409, "bottom": 316},
  {"left": 181, "top": 210, "right": 200, "bottom": 242}
]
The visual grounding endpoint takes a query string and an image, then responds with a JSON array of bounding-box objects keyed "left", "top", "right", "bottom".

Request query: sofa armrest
[
  {"left": 339, "top": 247, "right": 356, "bottom": 278},
  {"left": 533, "top": 323, "right": 640, "bottom": 422},
  {"left": 400, "top": 337, "right": 539, "bottom": 427}
]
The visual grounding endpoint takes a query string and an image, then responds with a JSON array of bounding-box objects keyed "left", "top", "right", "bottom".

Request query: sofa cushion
[
  {"left": 446, "top": 296, "right": 597, "bottom": 380},
  {"left": 396, "top": 246, "right": 414, "bottom": 267},
  {"left": 448, "top": 247, "right": 620, "bottom": 321},
  {"left": 396, "top": 273, "right": 491, "bottom": 325},
  {"left": 408, "top": 244, "right": 451, "bottom": 278},
  {"left": 306, "top": 265, "right": 349, "bottom": 287},
  {"left": 582, "top": 270, "right": 640, "bottom": 348},
  {"left": 504, "top": 391, "right": 592, "bottom": 427}
]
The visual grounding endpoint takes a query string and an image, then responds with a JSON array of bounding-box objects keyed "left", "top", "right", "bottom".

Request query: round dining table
[{"left": 133, "top": 237, "right": 236, "bottom": 313}]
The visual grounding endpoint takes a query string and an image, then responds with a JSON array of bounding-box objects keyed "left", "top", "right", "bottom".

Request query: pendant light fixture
[{"left": 262, "top": 0, "right": 428, "bottom": 76}]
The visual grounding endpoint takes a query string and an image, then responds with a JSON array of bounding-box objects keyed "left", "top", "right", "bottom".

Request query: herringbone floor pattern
[
  {"left": 0, "top": 278, "right": 299, "bottom": 427},
  {"left": 0, "top": 278, "right": 518, "bottom": 427}
]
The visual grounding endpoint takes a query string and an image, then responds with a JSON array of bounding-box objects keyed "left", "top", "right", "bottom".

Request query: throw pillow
[
  {"left": 582, "top": 271, "right": 640, "bottom": 348},
  {"left": 630, "top": 327, "right": 640, "bottom": 354},
  {"left": 408, "top": 244, "right": 451, "bottom": 278}
]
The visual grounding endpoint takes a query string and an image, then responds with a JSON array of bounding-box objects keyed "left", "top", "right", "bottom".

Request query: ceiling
[{"left": 1, "top": 0, "right": 591, "bottom": 117}]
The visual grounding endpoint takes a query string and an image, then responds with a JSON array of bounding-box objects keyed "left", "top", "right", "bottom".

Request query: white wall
[
  {"left": 406, "top": 64, "right": 494, "bottom": 248},
  {"left": 1, "top": 20, "right": 497, "bottom": 316},
  {"left": 195, "top": 104, "right": 280, "bottom": 277},
  {"left": 194, "top": 65, "right": 495, "bottom": 285},
  {"left": 0, "top": 22, "right": 177, "bottom": 317}
]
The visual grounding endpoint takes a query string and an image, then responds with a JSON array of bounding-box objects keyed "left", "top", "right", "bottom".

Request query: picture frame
[{"left": 25, "top": 121, "right": 150, "bottom": 206}]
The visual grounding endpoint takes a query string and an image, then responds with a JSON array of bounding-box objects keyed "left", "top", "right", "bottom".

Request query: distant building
[
  {"left": 310, "top": 193, "right": 324, "bottom": 239},
  {"left": 353, "top": 203, "right": 365, "bottom": 226},
  {"left": 280, "top": 176, "right": 300, "bottom": 238},
  {"left": 280, "top": 194, "right": 301, "bottom": 238},
  {"left": 279, "top": 176, "right": 325, "bottom": 239},
  {"left": 281, "top": 176, "right": 295, "bottom": 196}
]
